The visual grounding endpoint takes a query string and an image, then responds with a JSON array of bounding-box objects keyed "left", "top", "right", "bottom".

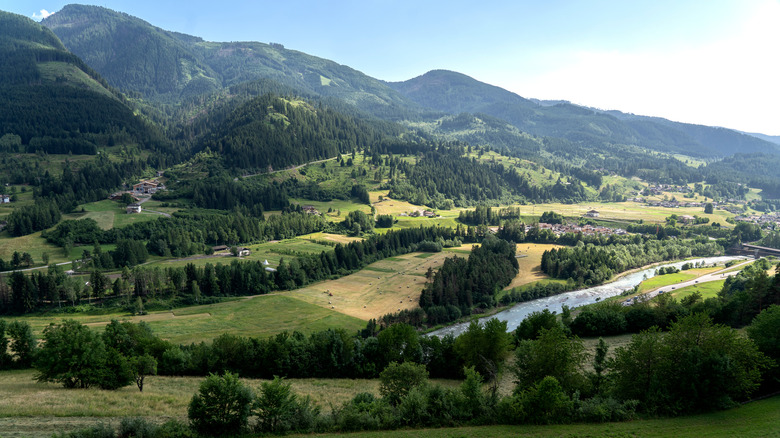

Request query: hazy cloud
[{"left": 32, "top": 9, "right": 53, "bottom": 21}]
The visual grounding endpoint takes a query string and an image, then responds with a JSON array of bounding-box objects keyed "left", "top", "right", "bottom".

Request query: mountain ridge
[{"left": 390, "top": 69, "right": 778, "bottom": 158}]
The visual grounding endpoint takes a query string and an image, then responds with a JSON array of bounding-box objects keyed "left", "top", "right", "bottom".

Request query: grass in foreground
[{"left": 290, "top": 395, "right": 780, "bottom": 438}]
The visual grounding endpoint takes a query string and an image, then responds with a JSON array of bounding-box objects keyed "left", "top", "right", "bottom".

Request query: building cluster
[
  {"left": 645, "top": 184, "right": 693, "bottom": 195},
  {"left": 301, "top": 205, "right": 321, "bottom": 215},
  {"left": 534, "top": 222, "right": 628, "bottom": 237},
  {"left": 644, "top": 199, "right": 705, "bottom": 208},
  {"left": 401, "top": 210, "right": 437, "bottom": 218},
  {"left": 733, "top": 212, "right": 780, "bottom": 229}
]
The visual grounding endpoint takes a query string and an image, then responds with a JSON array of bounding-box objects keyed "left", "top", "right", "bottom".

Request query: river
[{"left": 428, "top": 255, "right": 747, "bottom": 338}]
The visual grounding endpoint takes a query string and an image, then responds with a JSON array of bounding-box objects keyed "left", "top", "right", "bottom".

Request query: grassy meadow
[
  {"left": 280, "top": 244, "right": 476, "bottom": 320},
  {"left": 287, "top": 395, "right": 780, "bottom": 438},
  {"left": 17, "top": 294, "right": 366, "bottom": 345},
  {"left": 505, "top": 243, "right": 563, "bottom": 290}
]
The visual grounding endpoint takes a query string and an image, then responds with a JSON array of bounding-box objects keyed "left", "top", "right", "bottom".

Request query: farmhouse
[
  {"left": 679, "top": 215, "right": 696, "bottom": 224},
  {"left": 126, "top": 203, "right": 142, "bottom": 214},
  {"left": 133, "top": 180, "right": 159, "bottom": 194},
  {"left": 302, "top": 205, "right": 320, "bottom": 215},
  {"left": 584, "top": 210, "right": 599, "bottom": 218}
]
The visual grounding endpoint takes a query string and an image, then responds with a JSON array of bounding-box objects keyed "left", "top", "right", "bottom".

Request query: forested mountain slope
[
  {"left": 391, "top": 70, "right": 777, "bottom": 158},
  {"left": 42, "top": 4, "right": 420, "bottom": 118},
  {"left": 0, "top": 10, "right": 171, "bottom": 156}
]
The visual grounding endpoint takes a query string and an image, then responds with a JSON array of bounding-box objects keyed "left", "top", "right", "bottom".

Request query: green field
[
  {"left": 288, "top": 395, "right": 780, "bottom": 438},
  {"left": 15, "top": 294, "right": 365, "bottom": 345},
  {"left": 670, "top": 279, "right": 726, "bottom": 300},
  {"left": 1, "top": 363, "right": 774, "bottom": 438},
  {"left": 635, "top": 269, "right": 708, "bottom": 294}
]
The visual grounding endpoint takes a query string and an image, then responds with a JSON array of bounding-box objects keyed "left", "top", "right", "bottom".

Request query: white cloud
[
  {"left": 32, "top": 9, "right": 53, "bottom": 21},
  {"left": 511, "top": 1, "right": 780, "bottom": 135}
]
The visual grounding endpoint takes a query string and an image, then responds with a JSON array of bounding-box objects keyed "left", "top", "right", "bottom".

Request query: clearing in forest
[{"left": 285, "top": 244, "right": 476, "bottom": 320}]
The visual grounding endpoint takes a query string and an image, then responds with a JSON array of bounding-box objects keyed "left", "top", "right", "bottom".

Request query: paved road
[{"left": 641, "top": 259, "right": 753, "bottom": 301}]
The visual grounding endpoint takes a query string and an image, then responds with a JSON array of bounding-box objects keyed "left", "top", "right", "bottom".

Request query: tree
[
  {"left": 0, "top": 320, "right": 11, "bottom": 369},
  {"left": 591, "top": 338, "right": 609, "bottom": 395},
  {"left": 35, "top": 320, "right": 109, "bottom": 389},
  {"left": 746, "top": 305, "right": 780, "bottom": 382},
  {"left": 119, "top": 193, "right": 134, "bottom": 205},
  {"left": 130, "top": 354, "right": 157, "bottom": 392},
  {"left": 188, "top": 372, "right": 254, "bottom": 436},
  {"left": 704, "top": 203, "right": 714, "bottom": 214},
  {"left": 454, "top": 318, "right": 511, "bottom": 380},
  {"left": 514, "top": 325, "right": 587, "bottom": 394},
  {"left": 254, "top": 376, "right": 318, "bottom": 434},
  {"left": 379, "top": 361, "right": 428, "bottom": 406},
  {"left": 7, "top": 321, "right": 36, "bottom": 368},
  {"left": 515, "top": 309, "right": 561, "bottom": 341},
  {"left": 611, "top": 314, "right": 770, "bottom": 414},
  {"left": 517, "top": 376, "right": 573, "bottom": 424}
]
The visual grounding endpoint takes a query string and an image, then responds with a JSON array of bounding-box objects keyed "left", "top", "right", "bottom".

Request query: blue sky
[{"left": 4, "top": 0, "right": 780, "bottom": 135}]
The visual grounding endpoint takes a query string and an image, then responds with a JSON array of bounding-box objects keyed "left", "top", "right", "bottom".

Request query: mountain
[
  {"left": 390, "top": 70, "right": 778, "bottom": 158},
  {"left": 741, "top": 131, "right": 780, "bottom": 146},
  {"left": 0, "top": 10, "right": 169, "bottom": 156},
  {"left": 42, "top": 4, "right": 418, "bottom": 117}
]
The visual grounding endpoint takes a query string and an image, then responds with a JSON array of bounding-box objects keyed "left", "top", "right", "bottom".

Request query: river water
[{"left": 428, "top": 255, "right": 746, "bottom": 338}]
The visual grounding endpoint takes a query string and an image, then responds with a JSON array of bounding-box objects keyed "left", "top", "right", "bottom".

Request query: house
[
  {"left": 584, "top": 210, "right": 600, "bottom": 218},
  {"left": 126, "top": 203, "right": 142, "bottom": 214},
  {"left": 301, "top": 205, "right": 320, "bottom": 215},
  {"left": 212, "top": 245, "right": 229, "bottom": 252},
  {"left": 0, "top": 195, "right": 9, "bottom": 203},
  {"left": 422, "top": 210, "right": 436, "bottom": 217},
  {"left": 679, "top": 215, "right": 696, "bottom": 224},
  {"left": 236, "top": 247, "right": 251, "bottom": 257},
  {"left": 133, "top": 180, "right": 159, "bottom": 194}
]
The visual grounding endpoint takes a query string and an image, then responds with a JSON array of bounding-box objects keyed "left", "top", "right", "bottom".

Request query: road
[{"left": 640, "top": 259, "right": 753, "bottom": 301}]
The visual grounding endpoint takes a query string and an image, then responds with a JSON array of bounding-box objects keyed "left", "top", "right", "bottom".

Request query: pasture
[
  {"left": 504, "top": 243, "right": 562, "bottom": 290},
  {"left": 283, "top": 244, "right": 476, "bottom": 320},
  {"left": 16, "top": 294, "right": 365, "bottom": 345}
]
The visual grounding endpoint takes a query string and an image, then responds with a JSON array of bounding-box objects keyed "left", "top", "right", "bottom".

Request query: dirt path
[{"left": 241, "top": 156, "right": 337, "bottom": 178}]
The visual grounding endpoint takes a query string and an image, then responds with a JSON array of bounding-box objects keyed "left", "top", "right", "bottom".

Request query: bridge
[{"left": 738, "top": 244, "right": 780, "bottom": 258}]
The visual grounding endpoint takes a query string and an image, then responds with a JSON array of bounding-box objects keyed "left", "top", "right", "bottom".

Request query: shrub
[
  {"left": 379, "top": 361, "right": 428, "bottom": 406},
  {"left": 188, "top": 372, "right": 253, "bottom": 436}
]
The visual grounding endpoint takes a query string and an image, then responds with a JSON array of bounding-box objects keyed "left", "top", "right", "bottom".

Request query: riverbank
[{"left": 428, "top": 255, "right": 747, "bottom": 337}]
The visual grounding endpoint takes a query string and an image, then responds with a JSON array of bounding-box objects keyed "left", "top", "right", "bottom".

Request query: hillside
[
  {"left": 390, "top": 70, "right": 778, "bottom": 158},
  {"left": 197, "top": 94, "right": 390, "bottom": 172},
  {"left": 0, "top": 10, "right": 170, "bottom": 156},
  {"left": 42, "top": 4, "right": 419, "bottom": 117}
]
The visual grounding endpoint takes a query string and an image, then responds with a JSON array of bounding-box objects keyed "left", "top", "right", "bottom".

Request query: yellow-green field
[
  {"left": 16, "top": 294, "right": 365, "bottom": 345},
  {"left": 669, "top": 280, "right": 726, "bottom": 301},
  {"left": 504, "top": 243, "right": 562, "bottom": 290},
  {"left": 150, "top": 233, "right": 360, "bottom": 270},
  {"left": 634, "top": 267, "right": 720, "bottom": 294},
  {"left": 283, "top": 245, "right": 476, "bottom": 320}
]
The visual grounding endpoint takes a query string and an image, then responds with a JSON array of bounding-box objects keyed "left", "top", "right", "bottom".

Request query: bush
[
  {"left": 254, "top": 376, "right": 319, "bottom": 434},
  {"left": 574, "top": 396, "right": 639, "bottom": 423},
  {"left": 188, "top": 372, "right": 253, "bottom": 436},
  {"left": 379, "top": 361, "right": 428, "bottom": 406},
  {"left": 518, "top": 376, "right": 573, "bottom": 424}
]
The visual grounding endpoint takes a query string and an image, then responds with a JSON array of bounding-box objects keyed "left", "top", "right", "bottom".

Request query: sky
[{"left": 4, "top": 0, "right": 780, "bottom": 135}]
